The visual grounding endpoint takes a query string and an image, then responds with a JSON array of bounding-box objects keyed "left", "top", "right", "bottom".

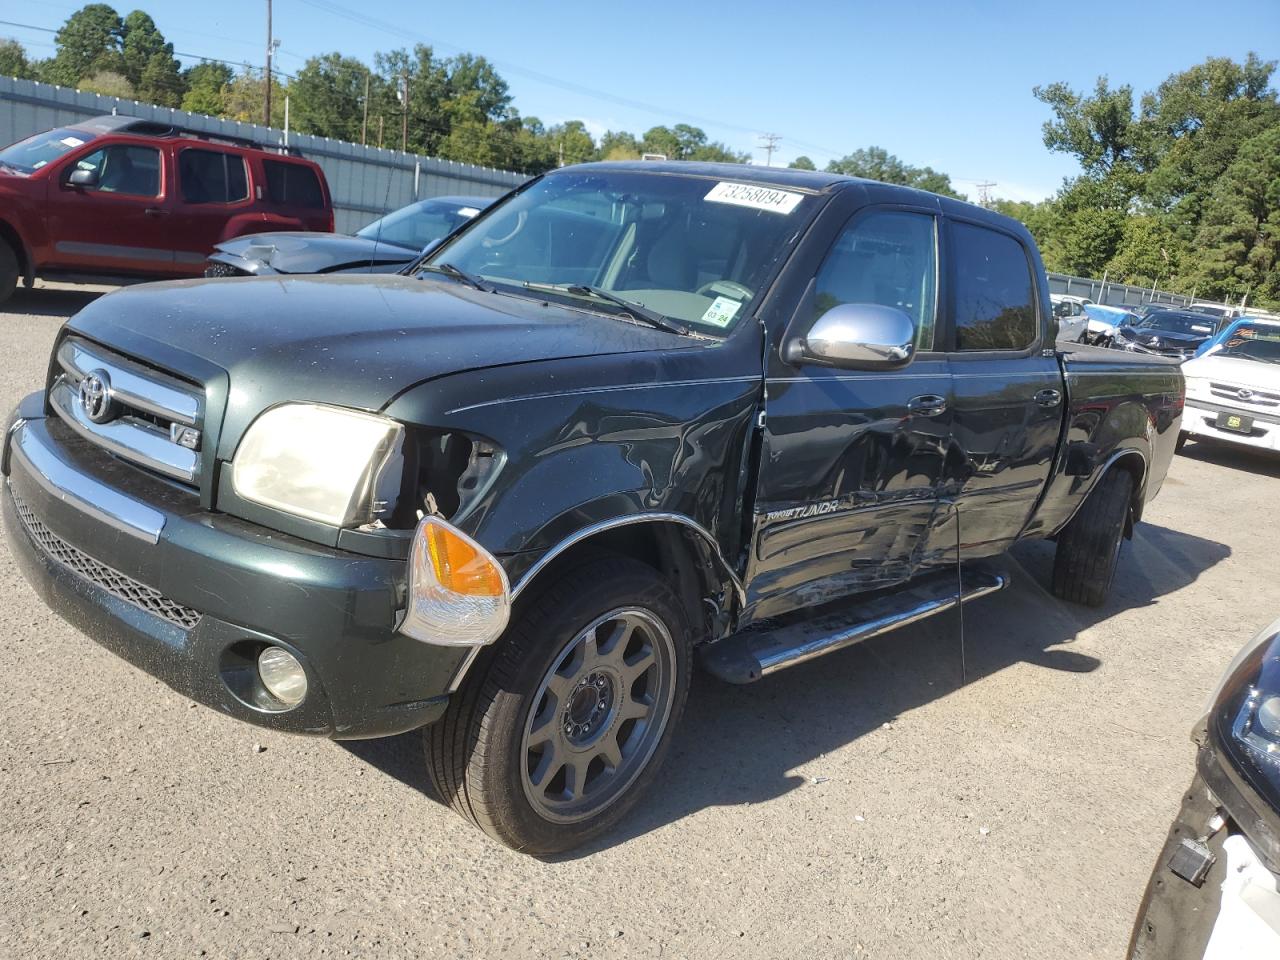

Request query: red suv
[{"left": 0, "top": 114, "right": 333, "bottom": 304}]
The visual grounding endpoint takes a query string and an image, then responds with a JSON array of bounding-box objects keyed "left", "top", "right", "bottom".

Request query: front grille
[
  {"left": 14, "top": 495, "right": 202, "bottom": 630},
  {"left": 49, "top": 337, "right": 204, "bottom": 487},
  {"left": 1209, "top": 382, "right": 1280, "bottom": 409}
]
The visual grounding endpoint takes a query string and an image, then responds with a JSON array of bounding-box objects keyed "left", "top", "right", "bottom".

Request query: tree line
[{"left": 0, "top": 6, "right": 1275, "bottom": 309}]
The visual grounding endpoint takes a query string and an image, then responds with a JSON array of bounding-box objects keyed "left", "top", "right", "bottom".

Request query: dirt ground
[{"left": 0, "top": 281, "right": 1275, "bottom": 959}]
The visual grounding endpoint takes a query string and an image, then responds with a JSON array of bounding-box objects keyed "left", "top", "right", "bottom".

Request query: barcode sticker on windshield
[
  {"left": 705, "top": 181, "right": 803, "bottom": 215},
  {"left": 701, "top": 296, "right": 742, "bottom": 328}
]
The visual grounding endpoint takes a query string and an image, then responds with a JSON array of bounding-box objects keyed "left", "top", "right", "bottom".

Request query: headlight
[
  {"left": 232, "top": 403, "right": 404, "bottom": 527},
  {"left": 400, "top": 516, "right": 510, "bottom": 646},
  {"left": 1210, "top": 619, "right": 1280, "bottom": 813}
]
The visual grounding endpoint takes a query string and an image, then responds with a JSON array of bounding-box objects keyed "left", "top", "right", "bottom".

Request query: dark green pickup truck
[{"left": 3, "top": 162, "right": 1183, "bottom": 852}]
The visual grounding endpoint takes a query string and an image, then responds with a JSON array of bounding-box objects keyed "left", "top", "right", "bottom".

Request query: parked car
[
  {"left": 1127, "top": 617, "right": 1280, "bottom": 959},
  {"left": 1, "top": 162, "right": 1183, "bottom": 853},
  {"left": 1188, "top": 301, "right": 1240, "bottom": 323},
  {"left": 0, "top": 115, "right": 332, "bottom": 304},
  {"left": 1083, "top": 303, "right": 1139, "bottom": 344},
  {"left": 1194, "top": 315, "right": 1280, "bottom": 358},
  {"left": 1180, "top": 318, "right": 1280, "bottom": 452},
  {"left": 205, "top": 195, "right": 494, "bottom": 277},
  {"left": 1049, "top": 293, "right": 1090, "bottom": 343},
  {"left": 1112, "top": 309, "right": 1217, "bottom": 361}
]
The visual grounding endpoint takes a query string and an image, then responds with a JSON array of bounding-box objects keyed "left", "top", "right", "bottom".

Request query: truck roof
[{"left": 558, "top": 160, "right": 1028, "bottom": 233}]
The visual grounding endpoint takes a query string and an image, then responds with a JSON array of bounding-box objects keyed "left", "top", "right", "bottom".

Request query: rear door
[
  {"left": 942, "top": 218, "right": 1064, "bottom": 557},
  {"left": 171, "top": 146, "right": 253, "bottom": 271},
  {"left": 746, "top": 204, "right": 953, "bottom": 620},
  {"left": 45, "top": 139, "right": 174, "bottom": 275}
]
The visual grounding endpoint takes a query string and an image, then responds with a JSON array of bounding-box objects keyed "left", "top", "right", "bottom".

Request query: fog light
[{"left": 258, "top": 646, "right": 307, "bottom": 706}]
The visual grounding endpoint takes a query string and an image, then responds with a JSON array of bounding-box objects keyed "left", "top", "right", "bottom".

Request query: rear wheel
[
  {"left": 1176, "top": 431, "right": 1189, "bottom": 453},
  {"left": 1052, "top": 468, "right": 1135, "bottom": 607},
  {"left": 425, "top": 558, "right": 691, "bottom": 854},
  {"left": 0, "top": 240, "right": 18, "bottom": 306}
]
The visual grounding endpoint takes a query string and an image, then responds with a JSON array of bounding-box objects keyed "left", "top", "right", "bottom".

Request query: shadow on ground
[
  {"left": 1176, "top": 439, "right": 1280, "bottom": 479},
  {"left": 343, "top": 520, "right": 1229, "bottom": 856},
  {"left": 4, "top": 285, "right": 111, "bottom": 320}
]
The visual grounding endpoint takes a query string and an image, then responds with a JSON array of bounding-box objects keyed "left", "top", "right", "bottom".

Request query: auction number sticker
[
  {"left": 705, "top": 181, "right": 803, "bottom": 215},
  {"left": 700, "top": 296, "right": 742, "bottom": 328}
]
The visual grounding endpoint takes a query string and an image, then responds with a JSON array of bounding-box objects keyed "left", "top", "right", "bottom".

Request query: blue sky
[{"left": 8, "top": 0, "right": 1279, "bottom": 201}]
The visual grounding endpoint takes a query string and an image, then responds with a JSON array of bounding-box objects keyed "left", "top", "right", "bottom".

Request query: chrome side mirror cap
[
  {"left": 68, "top": 167, "right": 98, "bottom": 188},
  {"left": 783, "top": 303, "right": 916, "bottom": 370}
]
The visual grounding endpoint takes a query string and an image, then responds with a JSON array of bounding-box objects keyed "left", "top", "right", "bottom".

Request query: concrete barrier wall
[{"left": 0, "top": 77, "right": 527, "bottom": 234}]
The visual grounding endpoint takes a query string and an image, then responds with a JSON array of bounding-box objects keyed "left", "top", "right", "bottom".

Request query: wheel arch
[
  {"left": 510, "top": 515, "right": 743, "bottom": 645},
  {"left": 1107, "top": 448, "right": 1148, "bottom": 534},
  {"left": 0, "top": 217, "right": 32, "bottom": 284}
]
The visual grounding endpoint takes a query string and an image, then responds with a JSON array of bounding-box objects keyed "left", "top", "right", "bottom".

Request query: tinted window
[
  {"left": 179, "top": 148, "right": 248, "bottom": 204},
  {"left": 814, "top": 210, "right": 937, "bottom": 349},
  {"left": 952, "top": 222, "right": 1037, "bottom": 351},
  {"left": 73, "top": 145, "right": 160, "bottom": 197},
  {"left": 264, "top": 160, "right": 323, "bottom": 208}
]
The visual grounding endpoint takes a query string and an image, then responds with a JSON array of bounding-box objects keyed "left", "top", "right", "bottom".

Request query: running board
[{"left": 699, "top": 568, "right": 1008, "bottom": 684}]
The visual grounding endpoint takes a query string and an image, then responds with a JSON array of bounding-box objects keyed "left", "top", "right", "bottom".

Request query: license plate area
[{"left": 1216, "top": 411, "right": 1254, "bottom": 434}]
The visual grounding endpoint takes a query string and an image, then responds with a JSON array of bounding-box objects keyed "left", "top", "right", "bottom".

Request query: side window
[
  {"left": 179, "top": 149, "right": 248, "bottom": 204},
  {"left": 72, "top": 145, "right": 160, "bottom": 197},
  {"left": 813, "top": 210, "right": 937, "bottom": 350},
  {"left": 263, "top": 160, "right": 324, "bottom": 209},
  {"left": 952, "top": 222, "right": 1038, "bottom": 351}
]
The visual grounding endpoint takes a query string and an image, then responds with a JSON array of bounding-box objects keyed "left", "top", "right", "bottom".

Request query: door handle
[
  {"left": 907, "top": 395, "right": 948, "bottom": 417},
  {"left": 1034, "top": 388, "right": 1063, "bottom": 407},
  {"left": 143, "top": 207, "right": 168, "bottom": 217}
]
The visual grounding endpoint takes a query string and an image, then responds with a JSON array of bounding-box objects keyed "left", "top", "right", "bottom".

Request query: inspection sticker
[
  {"left": 705, "top": 181, "right": 803, "bottom": 215},
  {"left": 700, "top": 296, "right": 742, "bottom": 328},
  {"left": 60, "top": 136, "right": 85, "bottom": 148}
]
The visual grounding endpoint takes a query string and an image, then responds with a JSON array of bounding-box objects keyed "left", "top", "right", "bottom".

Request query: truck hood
[
  {"left": 67, "top": 274, "right": 687, "bottom": 430},
  {"left": 1120, "top": 326, "right": 1209, "bottom": 348},
  {"left": 1184, "top": 354, "right": 1280, "bottom": 391},
  {"left": 214, "top": 231, "right": 416, "bottom": 273}
]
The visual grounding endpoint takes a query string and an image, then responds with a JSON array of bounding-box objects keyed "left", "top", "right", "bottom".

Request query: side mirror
[
  {"left": 68, "top": 167, "right": 98, "bottom": 188},
  {"left": 783, "top": 303, "right": 916, "bottom": 370}
]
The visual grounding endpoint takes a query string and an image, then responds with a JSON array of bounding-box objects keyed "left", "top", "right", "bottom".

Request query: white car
[
  {"left": 1049, "top": 294, "right": 1091, "bottom": 343},
  {"left": 1128, "top": 617, "right": 1280, "bottom": 959},
  {"left": 1081, "top": 303, "right": 1138, "bottom": 344},
  {"left": 1181, "top": 318, "right": 1280, "bottom": 453}
]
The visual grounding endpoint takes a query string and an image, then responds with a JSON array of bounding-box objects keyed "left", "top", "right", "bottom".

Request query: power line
[
  {"left": 758, "top": 133, "right": 781, "bottom": 167},
  {"left": 975, "top": 180, "right": 996, "bottom": 207}
]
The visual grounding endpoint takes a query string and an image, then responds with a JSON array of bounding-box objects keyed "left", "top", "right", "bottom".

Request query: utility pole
[
  {"left": 400, "top": 70, "right": 409, "bottom": 153},
  {"left": 361, "top": 72, "right": 370, "bottom": 145},
  {"left": 975, "top": 181, "right": 996, "bottom": 208},
  {"left": 377, "top": 115, "right": 384, "bottom": 149},
  {"left": 758, "top": 132, "right": 781, "bottom": 167},
  {"left": 263, "top": 0, "right": 273, "bottom": 127}
]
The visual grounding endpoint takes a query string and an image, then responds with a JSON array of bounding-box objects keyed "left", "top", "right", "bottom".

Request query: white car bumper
[
  {"left": 1184, "top": 399, "right": 1280, "bottom": 452},
  {"left": 1203, "top": 834, "right": 1280, "bottom": 959}
]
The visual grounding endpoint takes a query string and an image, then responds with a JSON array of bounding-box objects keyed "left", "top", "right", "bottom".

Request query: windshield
[
  {"left": 356, "top": 199, "right": 483, "bottom": 251},
  {"left": 1139, "top": 312, "right": 1215, "bottom": 335},
  {"left": 422, "top": 171, "right": 819, "bottom": 333},
  {"left": 1217, "top": 324, "right": 1280, "bottom": 364},
  {"left": 0, "top": 127, "right": 97, "bottom": 174}
]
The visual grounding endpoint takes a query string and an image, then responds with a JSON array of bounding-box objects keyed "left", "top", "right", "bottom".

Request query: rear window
[
  {"left": 952, "top": 222, "right": 1038, "bottom": 351},
  {"left": 263, "top": 160, "right": 324, "bottom": 209},
  {"left": 178, "top": 148, "right": 248, "bottom": 204}
]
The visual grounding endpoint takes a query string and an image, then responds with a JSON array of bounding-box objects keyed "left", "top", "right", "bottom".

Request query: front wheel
[
  {"left": 425, "top": 558, "right": 691, "bottom": 854},
  {"left": 0, "top": 240, "right": 18, "bottom": 306},
  {"left": 1052, "top": 468, "right": 1134, "bottom": 607}
]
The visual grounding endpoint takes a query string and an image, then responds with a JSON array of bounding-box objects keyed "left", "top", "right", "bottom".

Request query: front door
[
  {"left": 942, "top": 219, "right": 1063, "bottom": 557},
  {"left": 46, "top": 141, "right": 174, "bottom": 276},
  {"left": 746, "top": 206, "right": 953, "bottom": 622}
]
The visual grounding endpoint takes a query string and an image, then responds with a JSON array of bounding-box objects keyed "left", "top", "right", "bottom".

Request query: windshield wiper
[
  {"left": 421, "top": 262, "right": 493, "bottom": 293},
  {"left": 521, "top": 282, "right": 689, "bottom": 335}
]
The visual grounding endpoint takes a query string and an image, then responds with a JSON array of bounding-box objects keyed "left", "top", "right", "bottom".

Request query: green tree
[
  {"left": 1185, "top": 124, "right": 1280, "bottom": 307},
  {"left": 78, "top": 69, "right": 133, "bottom": 99},
  {"left": 180, "top": 61, "right": 233, "bottom": 116},
  {"left": 0, "top": 39, "right": 36, "bottom": 79},
  {"left": 121, "top": 10, "right": 183, "bottom": 106},
  {"left": 1106, "top": 216, "right": 1181, "bottom": 288},
  {"left": 290, "top": 53, "right": 373, "bottom": 141},
  {"left": 1034, "top": 77, "right": 1142, "bottom": 176},
  {"left": 788, "top": 155, "right": 816, "bottom": 170},
  {"left": 598, "top": 130, "right": 640, "bottom": 160},
  {"left": 222, "top": 69, "right": 286, "bottom": 127},
  {"left": 41, "top": 4, "right": 125, "bottom": 86},
  {"left": 825, "top": 146, "right": 963, "bottom": 198},
  {"left": 545, "top": 120, "right": 596, "bottom": 166}
]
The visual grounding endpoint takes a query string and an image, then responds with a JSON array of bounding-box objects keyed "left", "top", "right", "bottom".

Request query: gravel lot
[{"left": 0, "top": 281, "right": 1276, "bottom": 959}]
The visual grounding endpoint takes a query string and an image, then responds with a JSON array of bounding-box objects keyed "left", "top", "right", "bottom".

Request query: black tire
[
  {"left": 1052, "top": 468, "right": 1134, "bottom": 607},
  {"left": 425, "top": 557, "right": 692, "bottom": 854},
  {"left": 0, "top": 240, "right": 18, "bottom": 307},
  {"left": 1176, "top": 431, "right": 1188, "bottom": 453}
]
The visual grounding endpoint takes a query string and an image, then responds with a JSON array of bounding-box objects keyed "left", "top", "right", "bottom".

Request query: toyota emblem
[{"left": 78, "top": 369, "right": 116, "bottom": 424}]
